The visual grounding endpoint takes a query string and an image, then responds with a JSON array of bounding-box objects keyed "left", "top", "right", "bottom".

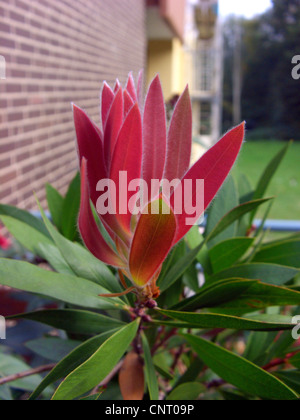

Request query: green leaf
[
  {"left": 158, "top": 242, "right": 204, "bottom": 293},
  {"left": 61, "top": 172, "right": 81, "bottom": 241},
  {"left": 0, "top": 216, "right": 53, "bottom": 257},
  {"left": 185, "top": 227, "right": 211, "bottom": 272},
  {"left": 29, "top": 330, "right": 118, "bottom": 400},
  {"left": 0, "top": 384, "right": 12, "bottom": 401},
  {"left": 26, "top": 338, "right": 81, "bottom": 362},
  {"left": 0, "top": 218, "right": 73, "bottom": 275},
  {"left": 253, "top": 201, "right": 273, "bottom": 239},
  {"left": 0, "top": 258, "right": 124, "bottom": 311},
  {"left": 205, "top": 175, "right": 239, "bottom": 247},
  {"left": 156, "top": 309, "right": 297, "bottom": 332},
  {"left": 0, "top": 203, "right": 51, "bottom": 238},
  {"left": 210, "top": 281, "right": 300, "bottom": 315},
  {"left": 184, "top": 334, "right": 298, "bottom": 400},
  {"left": 237, "top": 174, "right": 254, "bottom": 236},
  {"left": 250, "top": 142, "right": 291, "bottom": 224},
  {"left": 38, "top": 243, "right": 75, "bottom": 275},
  {"left": 80, "top": 393, "right": 103, "bottom": 400},
  {"left": 142, "top": 332, "right": 159, "bottom": 401},
  {"left": 209, "top": 237, "right": 254, "bottom": 273},
  {"left": 238, "top": 174, "right": 253, "bottom": 204},
  {"left": 174, "top": 357, "right": 204, "bottom": 387},
  {"left": 10, "top": 309, "right": 126, "bottom": 335},
  {"left": 252, "top": 240, "right": 300, "bottom": 268},
  {"left": 46, "top": 183, "right": 64, "bottom": 232},
  {"left": 220, "top": 390, "right": 250, "bottom": 400},
  {"left": 171, "top": 279, "right": 256, "bottom": 312},
  {"left": 275, "top": 371, "right": 300, "bottom": 394},
  {"left": 208, "top": 263, "right": 298, "bottom": 286},
  {"left": 290, "top": 354, "right": 300, "bottom": 369},
  {"left": 266, "top": 330, "right": 297, "bottom": 361},
  {"left": 206, "top": 198, "right": 273, "bottom": 243},
  {"left": 38, "top": 201, "right": 122, "bottom": 293},
  {"left": 52, "top": 319, "right": 140, "bottom": 400},
  {"left": 243, "top": 331, "right": 278, "bottom": 364},
  {"left": 158, "top": 241, "right": 185, "bottom": 285},
  {"left": 166, "top": 382, "right": 205, "bottom": 400}
]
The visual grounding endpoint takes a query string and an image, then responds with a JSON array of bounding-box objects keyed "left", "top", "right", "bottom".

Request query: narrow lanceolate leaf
[
  {"left": 0, "top": 203, "right": 51, "bottom": 238},
  {"left": 29, "top": 331, "right": 118, "bottom": 400},
  {"left": 38, "top": 243, "right": 75, "bottom": 275},
  {"left": 46, "top": 183, "right": 64, "bottom": 232},
  {"left": 172, "top": 279, "right": 256, "bottom": 311},
  {"left": 52, "top": 320, "right": 140, "bottom": 400},
  {"left": 119, "top": 352, "right": 145, "bottom": 401},
  {"left": 104, "top": 88, "right": 124, "bottom": 167},
  {"left": 25, "top": 338, "right": 81, "bottom": 363},
  {"left": 171, "top": 122, "right": 245, "bottom": 244},
  {"left": 275, "top": 371, "right": 300, "bottom": 394},
  {"left": 252, "top": 239, "right": 300, "bottom": 268},
  {"left": 0, "top": 258, "right": 124, "bottom": 310},
  {"left": 79, "top": 159, "right": 126, "bottom": 268},
  {"left": 37, "top": 199, "right": 122, "bottom": 293},
  {"left": 142, "top": 75, "right": 167, "bottom": 196},
  {"left": 73, "top": 104, "right": 106, "bottom": 207},
  {"left": 0, "top": 215, "right": 53, "bottom": 259},
  {"left": 167, "top": 383, "right": 205, "bottom": 401},
  {"left": 209, "top": 281, "right": 300, "bottom": 315},
  {"left": 184, "top": 335, "right": 298, "bottom": 400},
  {"left": 163, "top": 86, "right": 192, "bottom": 182},
  {"left": 129, "top": 199, "right": 177, "bottom": 287},
  {"left": 208, "top": 263, "right": 299, "bottom": 286},
  {"left": 159, "top": 242, "right": 204, "bottom": 293},
  {"left": 209, "top": 237, "right": 255, "bottom": 273},
  {"left": 290, "top": 354, "right": 300, "bottom": 369},
  {"left": 142, "top": 333, "right": 159, "bottom": 401},
  {"left": 61, "top": 172, "right": 81, "bottom": 241},
  {"left": 205, "top": 175, "right": 239, "bottom": 247},
  {"left": 110, "top": 103, "right": 143, "bottom": 236},
  {"left": 9, "top": 309, "right": 126, "bottom": 335},
  {"left": 250, "top": 141, "right": 291, "bottom": 224},
  {"left": 157, "top": 309, "right": 297, "bottom": 332},
  {"left": 206, "top": 198, "right": 273, "bottom": 243}
]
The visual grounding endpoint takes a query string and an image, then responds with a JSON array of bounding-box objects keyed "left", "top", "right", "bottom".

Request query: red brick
[{"left": 0, "top": 0, "right": 146, "bottom": 211}]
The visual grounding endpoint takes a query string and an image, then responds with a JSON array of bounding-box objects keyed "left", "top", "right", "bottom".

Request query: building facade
[
  {"left": 146, "top": 0, "right": 187, "bottom": 100},
  {"left": 0, "top": 0, "right": 146, "bottom": 210},
  {"left": 187, "top": 0, "right": 223, "bottom": 146}
]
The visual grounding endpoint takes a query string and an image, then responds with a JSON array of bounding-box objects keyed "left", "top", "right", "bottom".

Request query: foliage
[{"left": 0, "top": 143, "right": 299, "bottom": 401}]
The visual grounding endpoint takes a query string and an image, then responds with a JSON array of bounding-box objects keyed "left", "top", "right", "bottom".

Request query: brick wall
[{"left": 0, "top": 0, "right": 146, "bottom": 211}]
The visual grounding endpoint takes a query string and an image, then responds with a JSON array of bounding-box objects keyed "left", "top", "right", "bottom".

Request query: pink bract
[{"left": 73, "top": 71, "right": 245, "bottom": 299}]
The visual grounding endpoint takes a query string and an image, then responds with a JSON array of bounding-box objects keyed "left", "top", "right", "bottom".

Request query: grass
[{"left": 231, "top": 141, "right": 300, "bottom": 220}]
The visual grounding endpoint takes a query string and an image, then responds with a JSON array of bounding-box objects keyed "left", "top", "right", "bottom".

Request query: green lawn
[{"left": 231, "top": 141, "right": 300, "bottom": 220}]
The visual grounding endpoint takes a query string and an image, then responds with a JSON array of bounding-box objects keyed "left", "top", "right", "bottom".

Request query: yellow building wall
[{"left": 147, "top": 39, "right": 186, "bottom": 100}]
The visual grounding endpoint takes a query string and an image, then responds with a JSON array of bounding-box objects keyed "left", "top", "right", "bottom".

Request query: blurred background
[{"left": 0, "top": 0, "right": 299, "bottom": 218}]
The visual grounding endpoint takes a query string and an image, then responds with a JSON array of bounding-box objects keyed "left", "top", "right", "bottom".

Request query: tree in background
[{"left": 223, "top": 0, "right": 300, "bottom": 140}]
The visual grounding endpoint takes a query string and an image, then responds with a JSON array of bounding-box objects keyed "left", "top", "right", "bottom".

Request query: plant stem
[{"left": 0, "top": 364, "right": 56, "bottom": 386}]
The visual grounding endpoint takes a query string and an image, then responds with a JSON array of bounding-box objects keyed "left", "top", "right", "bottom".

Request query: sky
[
  {"left": 190, "top": 0, "right": 273, "bottom": 19},
  {"left": 219, "top": 0, "right": 273, "bottom": 18}
]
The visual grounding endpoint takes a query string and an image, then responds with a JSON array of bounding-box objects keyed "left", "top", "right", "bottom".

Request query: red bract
[
  {"left": 0, "top": 231, "right": 11, "bottom": 251},
  {"left": 73, "top": 72, "right": 245, "bottom": 300}
]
